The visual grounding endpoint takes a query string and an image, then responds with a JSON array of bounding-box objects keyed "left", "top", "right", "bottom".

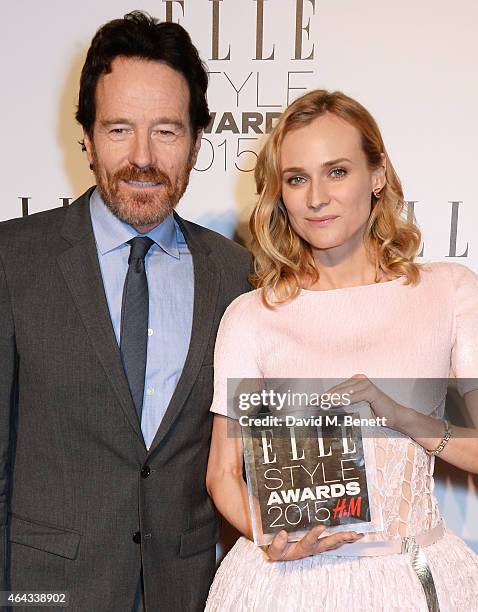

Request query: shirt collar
[{"left": 89, "top": 188, "right": 180, "bottom": 259}]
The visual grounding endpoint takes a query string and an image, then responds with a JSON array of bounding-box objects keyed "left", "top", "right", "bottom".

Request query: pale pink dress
[{"left": 206, "top": 262, "right": 478, "bottom": 611}]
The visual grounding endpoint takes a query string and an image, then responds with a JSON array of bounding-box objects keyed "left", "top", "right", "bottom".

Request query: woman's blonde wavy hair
[{"left": 249, "top": 90, "right": 422, "bottom": 307}]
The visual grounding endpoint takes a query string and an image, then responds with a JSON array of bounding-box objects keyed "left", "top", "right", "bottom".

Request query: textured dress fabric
[{"left": 206, "top": 262, "right": 478, "bottom": 611}]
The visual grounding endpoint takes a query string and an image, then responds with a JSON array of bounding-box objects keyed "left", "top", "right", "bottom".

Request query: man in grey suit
[{"left": 0, "top": 11, "right": 250, "bottom": 612}]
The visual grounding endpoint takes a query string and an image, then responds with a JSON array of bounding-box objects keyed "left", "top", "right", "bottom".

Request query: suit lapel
[
  {"left": 146, "top": 216, "right": 220, "bottom": 455},
  {"left": 57, "top": 190, "right": 144, "bottom": 445}
]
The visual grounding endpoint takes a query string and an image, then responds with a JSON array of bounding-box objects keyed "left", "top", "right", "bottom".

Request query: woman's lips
[{"left": 306, "top": 215, "right": 339, "bottom": 226}]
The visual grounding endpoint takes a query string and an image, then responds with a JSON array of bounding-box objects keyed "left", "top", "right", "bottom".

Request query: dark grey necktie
[{"left": 120, "top": 236, "right": 154, "bottom": 421}]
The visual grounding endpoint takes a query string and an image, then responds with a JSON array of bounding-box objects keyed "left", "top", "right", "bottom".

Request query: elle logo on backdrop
[
  {"left": 406, "top": 201, "right": 469, "bottom": 258},
  {"left": 164, "top": 0, "right": 316, "bottom": 61}
]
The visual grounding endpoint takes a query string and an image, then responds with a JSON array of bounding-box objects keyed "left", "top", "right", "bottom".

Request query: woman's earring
[{"left": 373, "top": 189, "right": 382, "bottom": 199}]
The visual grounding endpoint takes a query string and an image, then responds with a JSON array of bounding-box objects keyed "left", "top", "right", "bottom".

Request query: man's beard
[{"left": 90, "top": 146, "right": 194, "bottom": 228}]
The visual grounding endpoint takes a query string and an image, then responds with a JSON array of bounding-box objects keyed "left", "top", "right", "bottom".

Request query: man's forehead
[
  {"left": 96, "top": 56, "right": 189, "bottom": 116},
  {"left": 95, "top": 56, "right": 190, "bottom": 108}
]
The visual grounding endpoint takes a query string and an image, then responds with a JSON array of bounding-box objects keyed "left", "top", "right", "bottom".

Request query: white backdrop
[{"left": 2, "top": 0, "right": 478, "bottom": 552}]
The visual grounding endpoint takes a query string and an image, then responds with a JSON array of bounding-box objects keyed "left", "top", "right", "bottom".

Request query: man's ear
[
  {"left": 190, "top": 130, "right": 203, "bottom": 167},
  {"left": 83, "top": 130, "right": 94, "bottom": 168}
]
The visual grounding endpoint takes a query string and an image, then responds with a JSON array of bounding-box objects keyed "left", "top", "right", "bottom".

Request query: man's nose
[{"left": 128, "top": 131, "right": 154, "bottom": 169}]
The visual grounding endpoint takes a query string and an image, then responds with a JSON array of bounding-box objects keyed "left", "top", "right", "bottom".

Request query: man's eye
[
  {"left": 330, "top": 167, "right": 347, "bottom": 178},
  {"left": 156, "top": 129, "right": 177, "bottom": 139},
  {"left": 108, "top": 128, "right": 130, "bottom": 138},
  {"left": 287, "top": 176, "right": 306, "bottom": 185}
]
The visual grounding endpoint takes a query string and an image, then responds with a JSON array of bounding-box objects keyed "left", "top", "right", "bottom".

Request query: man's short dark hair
[{"left": 76, "top": 11, "right": 210, "bottom": 140}]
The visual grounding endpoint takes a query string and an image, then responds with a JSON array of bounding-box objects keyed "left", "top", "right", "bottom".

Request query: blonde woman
[{"left": 205, "top": 90, "right": 478, "bottom": 611}]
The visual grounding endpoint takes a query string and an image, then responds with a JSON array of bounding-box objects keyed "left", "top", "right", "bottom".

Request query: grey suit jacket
[{"left": 0, "top": 188, "right": 251, "bottom": 611}]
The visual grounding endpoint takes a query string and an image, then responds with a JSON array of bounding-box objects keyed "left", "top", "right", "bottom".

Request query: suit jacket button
[
  {"left": 141, "top": 465, "right": 151, "bottom": 479},
  {"left": 133, "top": 531, "right": 141, "bottom": 544}
]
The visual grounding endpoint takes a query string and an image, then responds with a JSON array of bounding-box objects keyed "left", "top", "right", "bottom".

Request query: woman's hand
[
  {"left": 266, "top": 525, "right": 364, "bottom": 561},
  {"left": 327, "top": 374, "right": 408, "bottom": 432}
]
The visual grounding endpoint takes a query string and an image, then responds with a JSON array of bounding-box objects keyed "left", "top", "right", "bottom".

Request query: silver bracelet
[{"left": 426, "top": 419, "right": 452, "bottom": 456}]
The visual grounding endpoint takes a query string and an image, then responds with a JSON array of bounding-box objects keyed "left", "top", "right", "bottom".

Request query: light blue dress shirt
[{"left": 89, "top": 189, "right": 193, "bottom": 449}]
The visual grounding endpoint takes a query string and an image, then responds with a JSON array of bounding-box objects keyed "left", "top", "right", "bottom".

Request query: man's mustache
[{"left": 114, "top": 166, "right": 172, "bottom": 187}]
